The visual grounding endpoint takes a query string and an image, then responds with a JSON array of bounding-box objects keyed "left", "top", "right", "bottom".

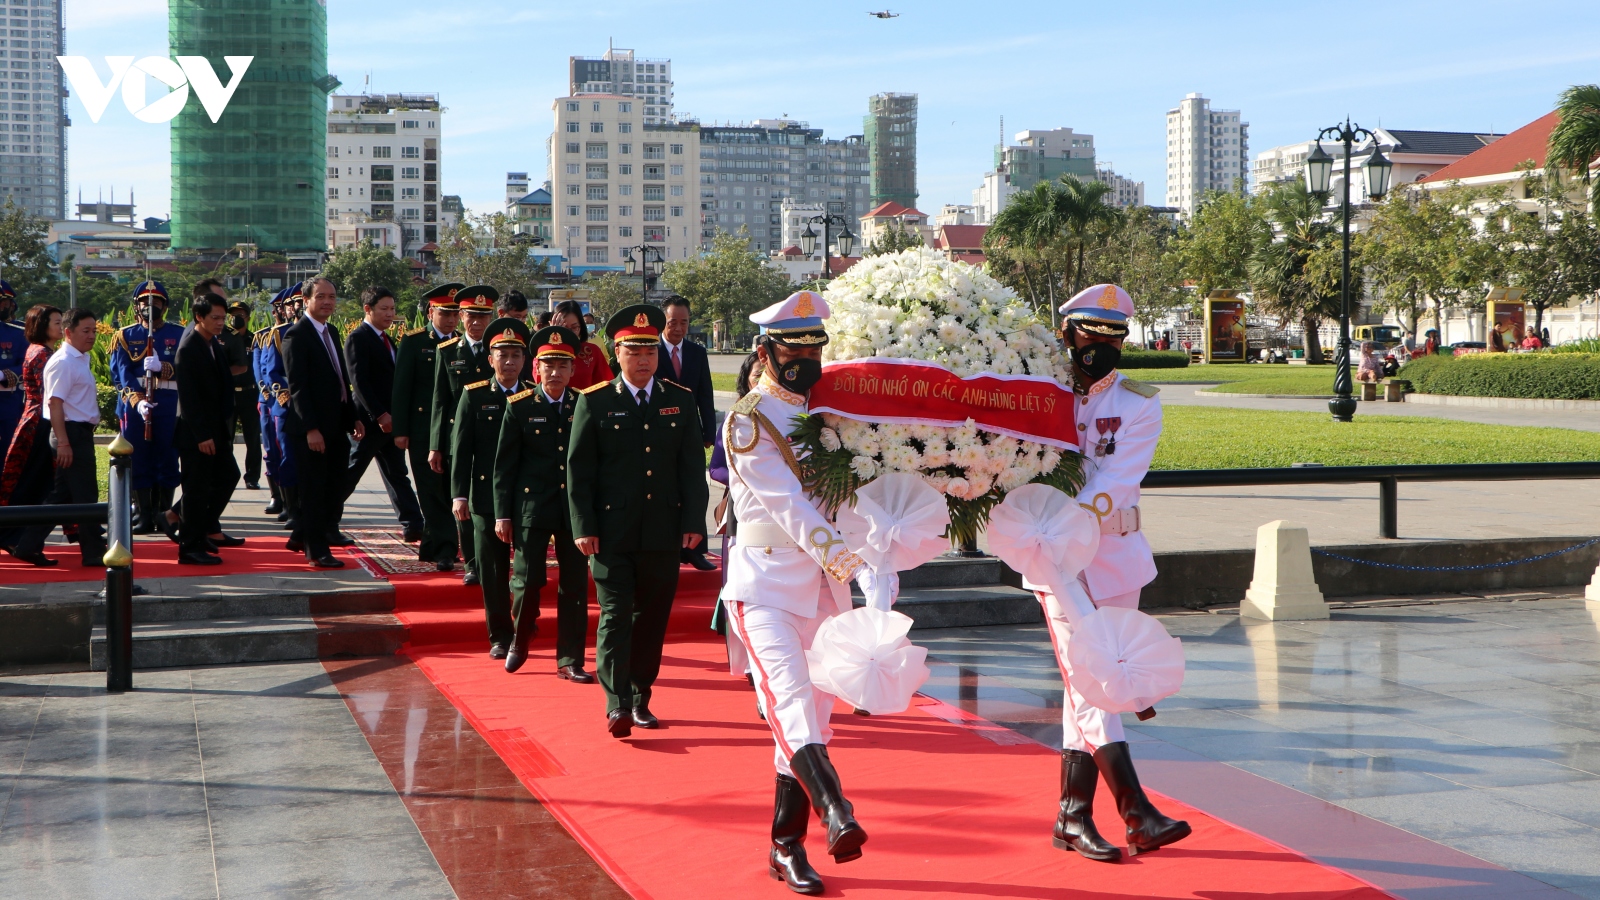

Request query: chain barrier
[{"left": 1311, "top": 538, "right": 1600, "bottom": 573}]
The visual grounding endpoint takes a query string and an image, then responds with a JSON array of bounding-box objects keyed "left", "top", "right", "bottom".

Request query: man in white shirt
[{"left": 11, "top": 308, "right": 105, "bottom": 567}]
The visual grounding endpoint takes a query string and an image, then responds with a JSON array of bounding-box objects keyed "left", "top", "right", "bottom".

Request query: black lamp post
[
  {"left": 1305, "top": 120, "right": 1393, "bottom": 422},
  {"left": 799, "top": 213, "right": 856, "bottom": 282},
  {"left": 624, "top": 243, "right": 665, "bottom": 303}
]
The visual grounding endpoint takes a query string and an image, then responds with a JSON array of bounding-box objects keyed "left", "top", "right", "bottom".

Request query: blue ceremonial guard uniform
[
  {"left": 0, "top": 280, "right": 26, "bottom": 463},
  {"left": 256, "top": 309, "right": 298, "bottom": 491},
  {"left": 110, "top": 282, "right": 184, "bottom": 494}
]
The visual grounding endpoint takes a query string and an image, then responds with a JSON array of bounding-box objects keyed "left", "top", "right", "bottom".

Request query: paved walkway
[{"left": 1157, "top": 382, "right": 1600, "bottom": 432}]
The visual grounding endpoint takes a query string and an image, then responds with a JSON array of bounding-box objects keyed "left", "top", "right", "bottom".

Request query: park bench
[
  {"left": 1383, "top": 379, "right": 1410, "bottom": 402},
  {"left": 1361, "top": 381, "right": 1378, "bottom": 402}
]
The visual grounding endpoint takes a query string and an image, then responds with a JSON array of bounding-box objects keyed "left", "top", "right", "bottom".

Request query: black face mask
[
  {"left": 229, "top": 314, "right": 246, "bottom": 330},
  {"left": 772, "top": 355, "right": 822, "bottom": 395},
  {"left": 145, "top": 304, "right": 166, "bottom": 325},
  {"left": 1071, "top": 342, "right": 1121, "bottom": 382}
]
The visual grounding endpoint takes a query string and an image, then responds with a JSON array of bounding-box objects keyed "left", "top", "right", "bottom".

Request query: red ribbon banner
[{"left": 809, "top": 358, "right": 1079, "bottom": 450}]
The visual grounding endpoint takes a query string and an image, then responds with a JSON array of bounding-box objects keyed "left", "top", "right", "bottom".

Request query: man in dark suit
[
  {"left": 658, "top": 295, "right": 717, "bottom": 571},
  {"left": 283, "top": 276, "right": 365, "bottom": 568},
  {"left": 568, "top": 304, "right": 708, "bottom": 738},
  {"left": 342, "top": 285, "right": 424, "bottom": 541},
  {"left": 174, "top": 293, "right": 239, "bottom": 565}
]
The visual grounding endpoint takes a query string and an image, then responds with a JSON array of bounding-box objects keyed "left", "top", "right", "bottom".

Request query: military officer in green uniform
[
  {"left": 452, "top": 317, "right": 532, "bottom": 660},
  {"left": 431, "top": 285, "right": 496, "bottom": 585},
  {"left": 392, "top": 283, "right": 463, "bottom": 571},
  {"left": 493, "top": 326, "right": 594, "bottom": 681},
  {"left": 568, "top": 304, "right": 708, "bottom": 739}
]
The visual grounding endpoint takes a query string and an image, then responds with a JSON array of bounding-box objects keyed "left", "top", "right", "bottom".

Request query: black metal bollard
[{"left": 1378, "top": 476, "right": 1398, "bottom": 539}]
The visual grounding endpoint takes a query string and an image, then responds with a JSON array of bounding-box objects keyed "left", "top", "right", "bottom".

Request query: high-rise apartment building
[
  {"left": 325, "top": 93, "right": 442, "bottom": 258},
  {"left": 970, "top": 127, "right": 1143, "bottom": 223},
  {"left": 569, "top": 47, "right": 674, "bottom": 126},
  {"left": 1097, "top": 164, "right": 1146, "bottom": 208},
  {"left": 170, "top": 0, "right": 332, "bottom": 252},
  {"left": 697, "top": 118, "right": 869, "bottom": 253},
  {"left": 1165, "top": 93, "right": 1249, "bottom": 217},
  {"left": 865, "top": 93, "right": 917, "bottom": 209},
  {"left": 548, "top": 95, "right": 698, "bottom": 274},
  {"left": 1, "top": 0, "right": 63, "bottom": 221}
]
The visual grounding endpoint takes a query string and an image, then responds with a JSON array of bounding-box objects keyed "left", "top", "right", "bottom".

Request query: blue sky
[{"left": 64, "top": 0, "right": 1600, "bottom": 223}]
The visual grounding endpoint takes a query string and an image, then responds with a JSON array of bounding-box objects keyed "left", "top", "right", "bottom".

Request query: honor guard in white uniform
[
  {"left": 724, "top": 290, "right": 870, "bottom": 895},
  {"left": 1043, "top": 284, "right": 1190, "bottom": 863}
]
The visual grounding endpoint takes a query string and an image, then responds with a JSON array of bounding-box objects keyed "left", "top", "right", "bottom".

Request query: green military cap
[
  {"left": 225, "top": 299, "right": 250, "bottom": 314},
  {"left": 530, "top": 325, "right": 582, "bottom": 361},
  {"left": 422, "top": 282, "right": 466, "bottom": 309},
  {"left": 606, "top": 303, "right": 665, "bottom": 346},
  {"left": 485, "top": 316, "right": 532, "bottom": 352},
  {"left": 457, "top": 285, "right": 499, "bottom": 314}
]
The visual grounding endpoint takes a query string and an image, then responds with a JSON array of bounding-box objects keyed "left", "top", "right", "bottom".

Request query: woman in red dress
[
  {"left": 0, "top": 305, "right": 63, "bottom": 550},
  {"left": 549, "top": 300, "right": 613, "bottom": 390}
]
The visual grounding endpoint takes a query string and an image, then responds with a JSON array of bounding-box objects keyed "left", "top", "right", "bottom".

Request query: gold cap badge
[
  {"left": 794, "top": 293, "right": 815, "bottom": 317},
  {"left": 1098, "top": 285, "right": 1119, "bottom": 309},
  {"left": 550, "top": 332, "right": 563, "bottom": 344},
  {"left": 634, "top": 313, "right": 649, "bottom": 327}
]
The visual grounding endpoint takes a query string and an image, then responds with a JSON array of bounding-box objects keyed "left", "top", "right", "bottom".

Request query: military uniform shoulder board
[
  {"left": 464, "top": 379, "right": 491, "bottom": 391},
  {"left": 438, "top": 336, "right": 461, "bottom": 348},
  {"left": 659, "top": 378, "right": 690, "bottom": 393},
  {"left": 1121, "top": 379, "right": 1160, "bottom": 398},
  {"left": 404, "top": 326, "right": 424, "bottom": 337},
  {"left": 579, "top": 381, "right": 609, "bottom": 394},
  {"left": 729, "top": 391, "right": 762, "bottom": 416},
  {"left": 508, "top": 388, "right": 535, "bottom": 403}
]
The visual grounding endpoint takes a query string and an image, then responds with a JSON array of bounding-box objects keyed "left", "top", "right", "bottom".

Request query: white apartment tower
[
  {"left": 548, "top": 95, "right": 699, "bottom": 273},
  {"left": 5, "top": 0, "right": 64, "bottom": 220},
  {"left": 326, "top": 93, "right": 443, "bottom": 258},
  {"left": 1165, "top": 93, "right": 1248, "bottom": 217},
  {"left": 569, "top": 47, "right": 674, "bottom": 126}
]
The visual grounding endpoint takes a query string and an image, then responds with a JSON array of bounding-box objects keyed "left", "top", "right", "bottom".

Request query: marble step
[
  {"left": 856, "top": 583, "right": 1042, "bottom": 630},
  {"left": 88, "top": 572, "right": 394, "bottom": 624},
  {"left": 901, "top": 556, "right": 1016, "bottom": 589},
  {"left": 90, "top": 613, "right": 406, "bottom": 671}
]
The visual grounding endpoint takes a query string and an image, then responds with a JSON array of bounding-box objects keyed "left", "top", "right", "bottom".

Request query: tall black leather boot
[
  {"left": 788, "top": 744, "right": 866, "bottom": 864},
  {"left": 768, "top": 775, "right": 823, "bottom": 895},
  {"left": 1093, "top": 741, "right": 1191, "bottom": 855},
  {"left": 1052, "top": 749, "right": 1121, "bottom": 861},
  {"left": 133, "top": 489, "right": 156, "bottom": 534},
  {"left": 264, "top": 481, "right": 283, "bottom": 516}
]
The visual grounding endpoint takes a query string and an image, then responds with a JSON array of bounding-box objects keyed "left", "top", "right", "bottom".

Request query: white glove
[
  {"left": 136, "top": 400, "right": 154, "bottom": 417},
  {"left": 143, "top": 355, "right": 163, "bottom": 374},
  {"left": 856, "top": 568, "right": 900, "bottom": 612}
]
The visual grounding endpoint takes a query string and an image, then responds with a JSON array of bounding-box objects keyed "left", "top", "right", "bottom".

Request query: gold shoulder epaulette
[
  {"left": 580, "top": 381, "right": 609, "bottom": 394},
  {"left": 659, "top": 378, "right": 690, "bottom": 393},
  {"left": 508, "top": 388, "right": 535, "bottom": 402},
  {"left": 465, "top": 379, "right": 490, "bottom": 390},
  {"left": 438, "top": 336, "right": 461, "bottom": 348},
  {"left": 1121, "top": 379, "right": 1160, "bottom": 398},
  {"left": 404, "top": 326, "right": 423, "bottom": 337},
  {"left": 729, "top": 391, "right": 761, "bottom": 416}
]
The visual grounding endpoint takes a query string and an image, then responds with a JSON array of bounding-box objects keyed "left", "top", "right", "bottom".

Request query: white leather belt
[
  {"left": 739, "top": 522, "right": 798, "bottom": 549},
  {"left": 153, "top": 380, "right": 177, "bottom": 391},
  {"left": 1100, "top": 506, "right": 1141, "bottom": 536}
]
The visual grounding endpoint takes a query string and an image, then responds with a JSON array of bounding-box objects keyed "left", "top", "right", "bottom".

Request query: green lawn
[
  {"left": 1130, "top": 364, "right": 1340, "bottom": 396},
  {"left": 1154, "top": 406, "right": 1600, "bottom": 469},
  {"left": 711, "top": 372, "right": 738, "bottom": 394}
]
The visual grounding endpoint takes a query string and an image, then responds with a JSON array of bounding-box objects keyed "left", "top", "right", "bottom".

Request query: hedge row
[
  {"left": 1120, "top": 349, "right": 1190, "bottom": 369},
  {"left": 1398, "top": 352, "right": 1600, "bottom": 400}
]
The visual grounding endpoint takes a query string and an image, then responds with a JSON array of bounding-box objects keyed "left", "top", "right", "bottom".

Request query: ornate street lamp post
[
  {"left": 1305, "top": 121, "right": 1393, "bottom": 422},
  {"left": 799, "top": 213, "right": 856, "bottom": 282},
  {"left": 624, "top": 243, "right": 665, "bottom": 304}
]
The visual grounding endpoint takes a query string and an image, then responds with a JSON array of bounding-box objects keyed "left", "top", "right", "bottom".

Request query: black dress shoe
[
  {"left": 434, "top": 559, "right": 455, "bottom": 572},
  {"left": 11, "top": 549, "right": 57, "bottom": 567},
  {"left": 157, "top": 516, "right": 180, "bottom": 544},
  {"left": 504, "top": 644, "right": 528, "bottom": 673},
  {"left": 284, "top": 539, "right": 304, "bottom": 553},
  {"left": 463, "top": 570, "right": 479, "bottom": 586},
  {"left": 245, "top": 481, "right": 261, "bottom": 490},
  {"left": 208, "top": 534, "right": 246, "bottom": 548},
  {"left": 682, "top": 548, "right": 717, "bottom": 571},
  {"left": 310, "top": 555, "right": 345, "bottom": 569},
  {"left": 607, "top": 709, "right": 633, "bottom": 739},
  {"left": 632, "top": 706, "right": 660, "bottom": 729},
  {"left": 488, "top": 642, "right": 509, "bottom": 660},
  {"left": 264, "top": 498, "right": 283, "bottom": 515},
  {"left": 326, "top": 531, "right": 356, "bottom": 547},
  {"left": 556, "top": 665, "right": 595, "bottom": 684},
  {"left": 278, "top": 513, "right": 291, "bottom": 525},
  {"left": 402, "top": 527, "right": 424, "bottom": 543},
  {"left": 178, "top": 550, "right": 223, "bottom": 566}
]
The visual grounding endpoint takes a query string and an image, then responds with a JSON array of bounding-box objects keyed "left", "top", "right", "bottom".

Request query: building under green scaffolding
[{"left": 168, "top": 0, "right": 337, "bottom": 252}]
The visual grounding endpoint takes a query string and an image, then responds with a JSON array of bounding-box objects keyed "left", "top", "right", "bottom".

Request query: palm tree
[
  {"left": 1055, "top": 174, "right": 1119, "bottom": 295},
  {"left": 989, "top": 181, "right": 1071, "bottom": 322},
  {"left": 1249, "top": 182, "right": 1344, "bottom": 364},
  {"left": 1549, "top": 85, "right": 1600, "bottom": 209}
]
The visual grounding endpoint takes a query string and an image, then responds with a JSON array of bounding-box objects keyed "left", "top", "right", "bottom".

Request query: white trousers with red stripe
[
  {"left": 1038, "top": 582, "right": 1142, "bottom": 754},
  {"left": 731, "top": 593, "right": 837, "bottom": 777}
]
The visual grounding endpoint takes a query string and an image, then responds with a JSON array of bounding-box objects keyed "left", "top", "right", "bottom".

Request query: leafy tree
[
  {"left": 1548, "top": 84, "right": 1600, "bottom": 210},
  {"left": 1362, "top": 185, "right": 1498, "bottom": 338},
  {"left": 660, "top": 228, "right": 789, "bottom": 346},
  {"left": 1174, "top": 189, "right": 1268, "bottom": 298},
  {"left": 1083, "top": 207, "right": 1186, "bottom": 344},
  {"left": 1249, "top": 182, "right": 1345, "bottom": 363},
  {"left": 320, "top": 238, "right": 421, "bottom": 321},
  {"left": 1055, "top": 174, "right": 1119, "bottom": 296},
  {"left": 864, "top": 221, "right": 924, "bottom": 256},
  {"left": 436, "top": 212, "right": 549, "bottom": 298},
  {"left": 584, "top": 272, "right": 643, "bottom": 326},
  {"left": 1498, "top": 168, "right": 1600, "bottom": 335},
  {"left": 0, "top": 200, "right": 59, "bottom": 303},
  {"left": 984, "top": 182, "right": 1073, "bottom": 322}
]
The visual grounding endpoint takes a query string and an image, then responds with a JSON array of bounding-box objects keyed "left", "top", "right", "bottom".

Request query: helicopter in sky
[{"left": 868, "top": 10, "right": 900, "bottom": 18}]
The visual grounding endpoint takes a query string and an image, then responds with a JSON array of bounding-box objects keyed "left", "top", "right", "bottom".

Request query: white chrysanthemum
[
  {"left": 818, "top": 427, "right": 842, "bottom": 452},
  {"left": 849, "top": 455, "right": 880, "bottom": 480}
]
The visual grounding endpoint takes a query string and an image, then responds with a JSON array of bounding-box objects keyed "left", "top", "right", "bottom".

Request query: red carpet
[
  {"left": 404, "top": 633, "right": 1393, "bottom": 900},
  {"left": 0, "top": 536, "right": 359, "bottom": 582}
]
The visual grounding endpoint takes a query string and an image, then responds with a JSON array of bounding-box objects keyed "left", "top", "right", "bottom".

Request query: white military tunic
[
  {"left": 1039, "top": 370, "right": 1162, "bottom": 752},
  {"left": 724, "top": 373, "right": 865, "bottom": 775}
]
